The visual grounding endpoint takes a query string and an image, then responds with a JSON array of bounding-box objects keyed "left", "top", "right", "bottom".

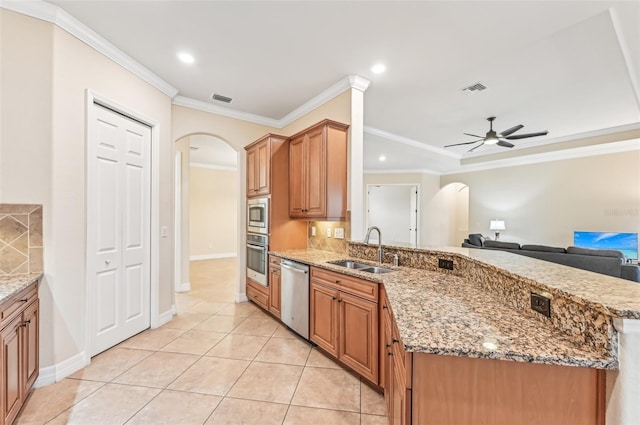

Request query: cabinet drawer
[
  {"left": 311, "top": 267, "right": 378, "bottom": 302},
  {"left": 1, "top": 283, "right": 37, "bottom": 328},
  {"left": 269, "top": 255, "right": 281, "bottom": 268},
  {"left": 246, "top": 281, "right": 269, "bottom": 310}
]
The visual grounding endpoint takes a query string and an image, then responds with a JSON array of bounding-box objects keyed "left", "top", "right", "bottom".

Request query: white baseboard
[
  {"left": 34, "top": 351, "right": 87, "bottom": 388},
  {"left": 236, "top": 292, "right": 249, "bottom": 303},
  {"left": 176, "top": 282, "right": 191, "bottom": 292},
  {"left": 156, "top": 304, "right": 176, "bottom": 328},
  {"left": 190, "top": 253, "right": 237, "bottom": 261}
]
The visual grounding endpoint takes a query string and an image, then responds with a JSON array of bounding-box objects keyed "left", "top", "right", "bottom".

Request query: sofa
[{"left": 462, "top": 234, "right": 640, "bottom": 283}]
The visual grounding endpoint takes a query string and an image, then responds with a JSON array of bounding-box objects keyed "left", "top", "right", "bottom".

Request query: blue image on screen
[{"left": 573, "top": 231, "right": 638, "bottom": 260}]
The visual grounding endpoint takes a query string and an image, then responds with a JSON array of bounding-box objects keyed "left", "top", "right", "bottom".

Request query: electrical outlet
[
  {"left": 334, "top": 228, "right": 344, "bottom": 239},
  {"left": 311, "top": 226, "right": 316, "bottom": 236},
  {"left": 208, "top": 243, "right": 213, "bottom": 249},
  {"left": 161, "top": 226, "right": 169, "bottom": 238},
  {"left": 326, "top": 227, "right": 332, "bottom": 237},
  {"left": 438, "top": 258, "right": 454, "bottom": 270},
  {"left": 531, "top": 292, "right": 551, "bottom": 317}
]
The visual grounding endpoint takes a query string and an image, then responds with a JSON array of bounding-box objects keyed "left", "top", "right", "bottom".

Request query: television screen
[{"left": 573, "top": 231, "right": 638, "bottom": 260}]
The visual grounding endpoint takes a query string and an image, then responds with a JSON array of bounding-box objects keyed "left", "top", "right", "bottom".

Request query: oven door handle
[
  {"left": 247, "top": 244, "right": 266, "bottom": 251},
  {"left": 281, "top": 264, "right": 308, "bottom": 274}
]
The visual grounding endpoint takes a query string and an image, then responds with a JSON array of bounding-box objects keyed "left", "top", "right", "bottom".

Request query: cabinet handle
[
  {"left": 335, "top": 279, "right": 341, "bottom": 283},
  {"left": 388, "top": 352, "right": 393, "bottom": 356},
  {"left": 332, "top": 297, "right": 337, "bottom": 300},
  {"left": 338, "top": 299, "right": 342, "bottom": 303},
  {"left": 393, "top": 339, "right": 399, "bottom": 344},
  {"left": 20, "top": 298, "right": 28, "bottom": 303},
  {"left": 383, "top": 305, "right": 388, "bottom": 310}
]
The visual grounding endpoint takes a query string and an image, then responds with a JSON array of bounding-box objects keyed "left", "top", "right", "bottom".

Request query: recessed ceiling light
[
  {"left": 371, "top": 63, "right": 386, "bottom": 74},
  {"left": 177, "top": 52, "right": 195, "bottom": 64},
  {"left": 379, "top": 155, "right": 386, "bottom": 162}
]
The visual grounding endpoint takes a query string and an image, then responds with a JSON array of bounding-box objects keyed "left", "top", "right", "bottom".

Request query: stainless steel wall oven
[{"left": 246, "top": 233, "right": 268, "bottom": 286}]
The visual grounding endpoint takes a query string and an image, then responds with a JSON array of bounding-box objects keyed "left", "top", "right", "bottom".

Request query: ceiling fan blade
[
  {"left": 505, "top": 131, "right": 548, "bottom": 140},
  {"left": 468, "top": 142, "right": 485, "bottom": 153},
  {"left": 463, "top": 133, "right": 485, "bottom": 139},
  {"left": 499, "top": 125, "right": 523, "bottom": 137},
  {"left": 444, "top": 139, "right": 484, "bottom": 148},
  {"left": 497, "top": 140, "right": 514, "bottom": 148}
]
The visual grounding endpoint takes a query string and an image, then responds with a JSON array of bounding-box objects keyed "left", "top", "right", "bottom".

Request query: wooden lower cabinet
[
  {"left": 309, "top": 276, "right": 378, "bottom": 384},
  {"left": 246, "top": 278, "right": 269, "bottom": 311},
  {"left": 381, "top": 287, "right": 604, "bottom": 425},
  {"left": 1, "top": 282, "right": 39, "bottom": 425},
  {"left": 268, "top": 259, "right": 281, "bottom": 318}
]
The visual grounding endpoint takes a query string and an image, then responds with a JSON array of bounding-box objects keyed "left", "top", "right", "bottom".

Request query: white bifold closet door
[{"left": 88, "top": 102, "right": 151, "bottom": 357}]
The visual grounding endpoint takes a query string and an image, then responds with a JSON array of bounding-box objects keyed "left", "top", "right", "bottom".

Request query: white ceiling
[{"left": 42, "top": 0, "right": 640, "bottom": 172}]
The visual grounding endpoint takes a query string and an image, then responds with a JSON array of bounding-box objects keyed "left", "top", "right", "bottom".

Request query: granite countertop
[
  {"left": 269, "top": 248, "right": 616, "bottom": 369},
  {"left": 355, "top": 242, "right": 640, "bottom": 320},
  {"left": 0, "top": 273, "right": 42, "bottom": 304}
]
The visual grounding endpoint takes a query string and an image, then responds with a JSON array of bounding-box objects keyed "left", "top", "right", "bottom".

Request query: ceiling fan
[{"left": 445, "top": 117, "right": 548, "bottom": 152}]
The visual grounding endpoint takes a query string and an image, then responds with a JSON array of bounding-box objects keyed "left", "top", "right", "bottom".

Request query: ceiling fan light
[{"left": 484, "top": 135, "right": 499, "bottom": 145}]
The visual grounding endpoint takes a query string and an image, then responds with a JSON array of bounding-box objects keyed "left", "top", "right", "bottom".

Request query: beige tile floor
[{"left": 17, "top": 258, "right": 387, "bottom": 425}]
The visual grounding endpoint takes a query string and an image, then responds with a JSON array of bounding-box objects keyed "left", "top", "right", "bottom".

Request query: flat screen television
[{"left": 573, "top": 231, "right": 638, "bottom": 261}]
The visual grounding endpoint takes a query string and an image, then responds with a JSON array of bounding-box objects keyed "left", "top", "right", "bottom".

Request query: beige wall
[
  {"left": 190, "top": 166, "right": 238, "bottom": 257},
  {"left": 441, "top": 149, "right": 640, "bottom": 247},
  {"left": 1, "top": 10, "right": 174, "bottom": 369},
  {"left": 175, "top": 136, "right": 190, "bottom": 288},
  {"left": 363, "top": 172, "right": 461, "bottom": 246}
]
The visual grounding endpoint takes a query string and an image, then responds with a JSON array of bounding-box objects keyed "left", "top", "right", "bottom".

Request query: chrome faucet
[{"left": 364, "top": 226, "right": 383, "bottom": 263}]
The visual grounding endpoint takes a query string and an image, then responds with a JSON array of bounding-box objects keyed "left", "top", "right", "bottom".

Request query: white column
[
  {"left": 347, "top": 75, "right": 370, "bottom": 242},
  {"left": 607, "top": 319, "right": 640, "bottom": 425}
]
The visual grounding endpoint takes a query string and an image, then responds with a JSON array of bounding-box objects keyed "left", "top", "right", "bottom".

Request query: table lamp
[{"left": 489, "top": 220, "right": 506, "bottom": 240}]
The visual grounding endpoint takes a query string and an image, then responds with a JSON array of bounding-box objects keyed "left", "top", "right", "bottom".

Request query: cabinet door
[
  {"left": 246, "top": 144, "right": 258, "bottom": 195},
  {"left": 339, "top": 292, "right": 379, "bottom": 383},
  {"left": 1, "top": 315, "right": 23, "bottom": 425},
  {"left": 304, "top": 127, "right": 326, "bottom": 217},
  {"left": 392, "top": 360, "right": 410, "bottom": 425},
  {"left": 309, "top": 282, "right": 339, "bottom": 356},
  {"left": 255, "top": 140, "right": 270, "bottom": 196},
  {"left": 289, "top": 135, "right": 306, "bottom": 216},
  {"left": 23, "top": 300, "right": 39, "bottom": 392},
  {"left": 269, "top": 267, "right": 281, "bottom": 318}
]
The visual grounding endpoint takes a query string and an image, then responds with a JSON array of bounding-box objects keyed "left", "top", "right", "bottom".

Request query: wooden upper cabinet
[
  {"left": 289, "top": 120, "right": 349, "bottom": 220},
  {"left": 245, "top": 135, "right": 277, "bottom": 197}
]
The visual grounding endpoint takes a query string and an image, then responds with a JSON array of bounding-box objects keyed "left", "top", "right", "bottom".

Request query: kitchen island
[{"left": 269, "top": 243, "right": 640, "bottom": 425}]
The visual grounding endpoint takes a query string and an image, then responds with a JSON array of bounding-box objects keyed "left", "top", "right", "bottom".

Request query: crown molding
[
  {"left": 349, "top": 75, "right": 371, "bottom": 92},
  {"left": 277, "top": 75, "right": 370, "bottom": 127},
  {"left": 442, "top": 137, "right": 640, "bottom": 175},
  {"left": 175, "top": 75, "right": 369, "bottom": 129},
  {"left": 2, "top": 1, "right": 179, "bottom": 98},
  {"left": 364, "top": 126, "right": 462, "bottom": 159},
  {"left": 173, "top": 96, "right": 281, "bottom": 127},
  {"left": 190, "top": 162, "right": 237, "bottom": 171},
  {"left": 364, "top": 168, "right": 442, "bottom": 175}
]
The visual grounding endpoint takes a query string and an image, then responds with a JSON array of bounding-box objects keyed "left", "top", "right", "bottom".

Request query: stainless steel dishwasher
[{"left": 280, "top": 259, "right": 310, "bottom": 339}]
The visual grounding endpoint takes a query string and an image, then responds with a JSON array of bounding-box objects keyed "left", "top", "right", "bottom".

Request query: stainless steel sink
[
  {"left": 328, "top": 260, "right": 370, "bottom": 269},
  {"left": 359, "top": 266, "right": 394, "bottom": 274}
]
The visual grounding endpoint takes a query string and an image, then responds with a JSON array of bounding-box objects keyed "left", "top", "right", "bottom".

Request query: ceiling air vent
[
  {"left": 212, "top": 93, "right": 233, "bottom": 104},
  {"left": 461, "top": 82, "right": 487, "bottom": 96}
]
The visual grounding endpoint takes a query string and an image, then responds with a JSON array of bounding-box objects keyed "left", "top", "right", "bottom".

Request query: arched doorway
[{"left": 174, "top": 133, "right": 240, "bottom": 306}]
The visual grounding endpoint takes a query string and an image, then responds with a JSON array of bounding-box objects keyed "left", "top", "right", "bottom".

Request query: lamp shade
[{"left": 489, "top": 220, "right": 506, "bottom": 231}]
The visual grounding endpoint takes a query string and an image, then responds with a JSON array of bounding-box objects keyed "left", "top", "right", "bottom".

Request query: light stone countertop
[
  {"left": 269, "top": 248, "right": 617, "bottom": 369},
  {"left": 0, "top": 273, "right": 42, "bottom": 304}
]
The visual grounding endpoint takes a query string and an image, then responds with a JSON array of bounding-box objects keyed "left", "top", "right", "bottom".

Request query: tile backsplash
[
  {"left": 308, "top": 220, "right": 350, "bottom": 255},
  {"left": 0, "top": 204, "right": 43, "bottom": 275}
]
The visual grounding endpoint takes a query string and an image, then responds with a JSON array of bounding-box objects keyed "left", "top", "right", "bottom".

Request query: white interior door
[
  {"left": 367, "top": 185, "right": 419, "bottom": 245},
  {"left": 88, "top": 103, "right": 151, "bottom": 356}
]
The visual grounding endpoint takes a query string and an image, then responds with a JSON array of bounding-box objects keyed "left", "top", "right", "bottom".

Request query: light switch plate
[
  {"left": 311, "top": 227, "right": 316, "bottom": 236},
  {"left": 161, "top": 226, "right": 169, "bottom": 238},
  {"left": 334, "top": 228, "right": 345, "bottom": 239},
  {"left": 327, "top": 227, "right": 332, "bottom": 237}
]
